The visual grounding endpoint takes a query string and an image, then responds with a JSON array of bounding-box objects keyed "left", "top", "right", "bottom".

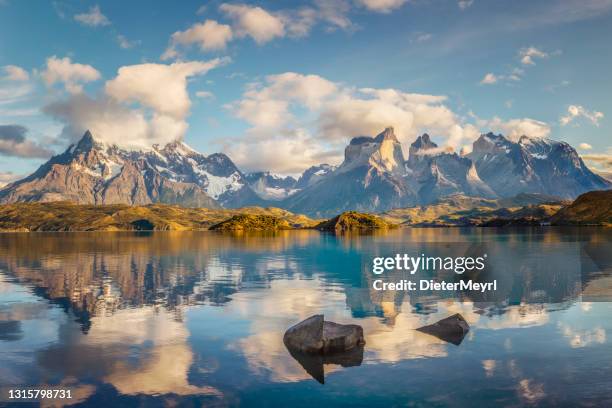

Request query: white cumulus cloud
[
  {"left": 219, "top": 3, "right": 285, "bottom": 44},
  {"left": 105, "top": 59, "right": 228, "bottom": 119},
  {"left": 42, "top": 56, "right": 101, "bottom": 94},
  {"left": 578, "top": 142, "right": 593, "bottom": 150},
  {"left": 225, "top": 72, "right": 489, "bottom": 173},
  {"left": 355, "top": 0, "right": 408, "bottom": 13},
  {"left": 519, "top": 46, "right": 548, "bottom": 65},
  {"left": 162, "top": 20, "right": 233, "bottom": 60},
  {"left": 43, "top": 59, "right": 227, "bottom": 150},
  {"left": 482, "top": 116, "right": 551, "bottom": 140},
  {"left": 560, "top": 105, "right": 604, "bottom": 126},
  {"left": 480, "top": 73, "right": 498, "bottom": 85}
]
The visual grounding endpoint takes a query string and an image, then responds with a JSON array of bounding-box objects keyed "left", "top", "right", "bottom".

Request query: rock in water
[
  {"left": 283, "top": 315, "right": 325, "bottom": 353},
  {"left": 416, "top": 313, "right": 470, "bottom": 345},
  {"left": 283, "top": 315, "right": 365, "bottom": 354},
  {"left": 322, "top": 321, "right": 365, "bottom": 353}
]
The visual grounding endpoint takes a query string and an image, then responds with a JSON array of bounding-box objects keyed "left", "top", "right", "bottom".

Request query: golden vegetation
[
  {"left": 381, "top": 194, "right": 567, "bottom": 226},
  {"left": 551, "top": 190, "right": 612, "bottom": 226},
  {"left": 0, "top": 202, "right": 320, "bottom": 232},
  {"left": 316, "top": 211, "right": 396, "bottom": 232}
]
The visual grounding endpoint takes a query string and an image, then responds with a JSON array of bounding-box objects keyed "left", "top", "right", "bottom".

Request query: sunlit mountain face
[
  {"left": 1, "top": 229, "right": 611, "bottom": 405},
  {"left": 2, "top": 1, "right": 612, "bottom": 207},
  {"left": 2, "top": 128, "right": 607, "bottom": 217}
]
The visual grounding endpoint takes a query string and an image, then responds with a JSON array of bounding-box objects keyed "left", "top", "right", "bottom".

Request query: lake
[{"left": 1, "top": 228, "right": 611, "bottom": 407}]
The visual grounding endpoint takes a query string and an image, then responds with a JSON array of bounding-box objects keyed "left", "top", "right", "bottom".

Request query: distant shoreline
[{"left": 0, "top": 189, "right": 610, "bottom": 232}]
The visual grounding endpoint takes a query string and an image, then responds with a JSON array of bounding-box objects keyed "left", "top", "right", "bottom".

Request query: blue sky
[{"left": 0, "top": 0, "right": 611, "bottom": 179}]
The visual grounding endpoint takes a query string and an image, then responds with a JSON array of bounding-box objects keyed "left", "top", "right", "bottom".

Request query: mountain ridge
[{"left": 1, "top": 128, "right": 609, "bottom": 215}]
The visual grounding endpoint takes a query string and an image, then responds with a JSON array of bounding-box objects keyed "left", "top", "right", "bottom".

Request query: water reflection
[{"left": 0, "top": 228, "right": 611, "bottom": 406}]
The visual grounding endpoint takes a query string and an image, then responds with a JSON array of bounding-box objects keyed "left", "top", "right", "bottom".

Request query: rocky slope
[
  {"left": 283, "top": 128, "right": 418, "bottom": 217},
  {"left": 382, "top": 193, "right": 568, "bottom": 226},
  {"left": 550, "top": 190, "right": 612, "bottom": 226},
  {"left": 0, "top": 131, "right": 262, "bottom": 208},
  {"left": 468, "top": 133, "right": 609, "bottom": 198},
  {"left": 1, "top": 128, "right": 608, "bottom": 215},
  {"left": 407, "top": 134, "right": 496, "bottom": 203},
  {"left": 244, "top": 172, "right": 299, "bottom": 200}
]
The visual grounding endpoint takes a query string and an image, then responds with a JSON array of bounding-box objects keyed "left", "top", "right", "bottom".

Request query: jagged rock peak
[
  {"left": 481, "top": 132, "right": 506, "bottom": 141},
  {"left": 349, "top": 127, "right": 399, "bottom": 146},
  {"left": 374, "top": 126, "right": 399, "bottom": 143},
  {"left": 411, "top": 133, "right": 438, "bottom": 150},
  {"left": 160, "top": 139, "right": 199, "bottom": 156},
  {"left": 73, "top": 130, "right": 104, "bottom": 152},
  {"left": 349, "top": 136, "right": 375, "bottom": 145}
]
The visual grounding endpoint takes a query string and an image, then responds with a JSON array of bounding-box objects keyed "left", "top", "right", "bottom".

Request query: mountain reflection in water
[{"left": 0, "top": 228, "right": 611, "bottom": 407}]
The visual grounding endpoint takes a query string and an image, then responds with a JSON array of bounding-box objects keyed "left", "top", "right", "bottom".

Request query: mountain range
[{"left": 0, "top": 127, "right": 609, "bottom": 216}]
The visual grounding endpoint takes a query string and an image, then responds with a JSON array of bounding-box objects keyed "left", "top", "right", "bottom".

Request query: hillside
[
  {"left": 550, "top": 190, "right": 612, "bottom": 226},
  {"left": 0, "top": 202, "right": 319, "bottom": 232},
  {"left": 381, "top": 193, "right": 568, "bottom": 226},
  {"left": 316, "top": 211, "right": 395, "bottom": 232},
  {"left": 210, "top": 215, "right": 292, "bottom": 231}
]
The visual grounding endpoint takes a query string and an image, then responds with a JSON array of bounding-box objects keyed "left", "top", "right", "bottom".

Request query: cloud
[
  {"left": 162, "top": 20, "right": 233, "bottom": 60},
  {"left": 512, "top": 0, "right": 612, "bottom": 28},
  {"left": 519, "top": 46, "right": 548, "bottom": 65},
  {"left": 480, "top": 47, "right": 558, "bottom": 86},
  {"left": 355, "top": 0, "right": 408, "bottom": 13},
  {"left": 481, "top": 116, "right": 551, "bottom": 140},
  {"left": 458, "top": 0, "right": 474, "bottom": 10},
  {"left": 0, "top": 124, "right": 54, "bottom": 158},
  {"left": 278, "top": 7, "right": 318, "bottom": 37},
  {"left": 219, "top": 3, "right": 285, "bottom": 44},
  {"left": 560, "top": 105, "right": 604, "bottom": 126},
  {"left": 230, "top": 72, "right": 338, "bottom": 129},
  {"left": 312, "top": 0, "right": 353, "bottom": 30},
  {"left": 162, "top": 2, "right": 355, "bottom": 59},
  {"left": 221, "top": 128, "right": 342, "bottom": 174},
  {"left": 0, "top": 172, "right": 22, "bottom": 188},
  {"left": 3, "top": 65, "right": 29, "bottom": 81},
  {"left": 578, "top": 143, "right": 593, "bottom": 150},
  {"left": 0, "top": 82, "right": 33, "bottom": 105},
  {"left": 44, "top": 59, "right": 227, "bottom": 150},
  {"left": 116, "top": 34, "right": 140, "bottom": 49},
  {"left": 545, "top": 79, "right": 571, "bottom": 92},
  {"left": 582, "top": 150, "right": 612, "bottom": 180},
  {"left": 74, "top": 5, "right": 110, "bottom": 27},
  {"left": 226, "top": 72, "right": 486, "bottom": 172},
  {"left": 480, "top": 73, "right": 498, "bottom": 85},
  {"left": 105, "top": 59, "right": 228, "bottom": 119},
  {"left": 410, "top": 32, "right": 433, "bottom": 43},
  {"left": 195, "top": 90, "right": 214, "bottom": 99},
  {"left": 279, "top": 0, "right": 354, "bottom": 35},
  {"left": 42, "top": 56, "right": 101, "bottom": 94}
]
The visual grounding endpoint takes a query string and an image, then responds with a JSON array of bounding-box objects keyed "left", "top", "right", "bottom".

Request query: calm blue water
[{"left": 0, "top": 228, "right": 611, "bottom": 407}]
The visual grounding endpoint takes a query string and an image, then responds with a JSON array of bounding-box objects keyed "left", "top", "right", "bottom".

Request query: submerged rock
[
  {"left": 283, "top": 315, "right": 325, "bottom": 353},
  {"left": 283, "top": 315, "right": 365, "bottom": 354},
  {"left": 416, "top": 313, "right": 470, "bottom": 345}
]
